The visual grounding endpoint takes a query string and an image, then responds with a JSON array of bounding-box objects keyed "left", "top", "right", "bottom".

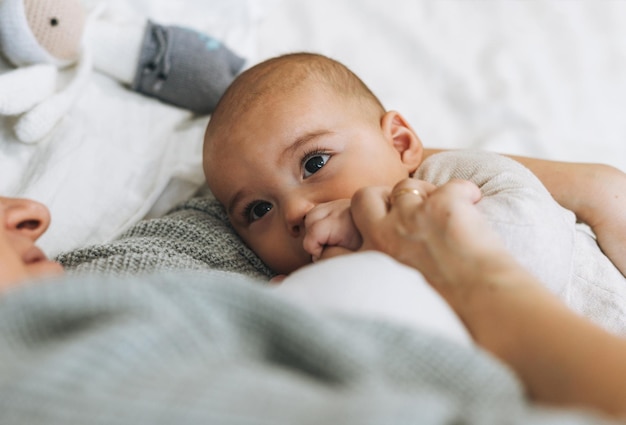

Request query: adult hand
[
  {"left": 353, "top": 177, "right": 626, "bottom": 418},
  {"left": 351, "top": 178, "right": 516, "bottom": 311}
]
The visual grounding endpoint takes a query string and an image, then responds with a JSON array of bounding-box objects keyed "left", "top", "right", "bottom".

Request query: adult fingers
[
  {"left": 350, "top": 186, "right": 391, "bottom": 247},
  {"left": 388, "top": 179, "right": 436, "bottom": 224},
  {"left": 390, "top": 178, "right": 437, "bottom": 204}
]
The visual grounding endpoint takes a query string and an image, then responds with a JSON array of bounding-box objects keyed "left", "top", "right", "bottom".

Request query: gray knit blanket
[
  {"left": 0, "top": 271, "right": 616, "bottom": 424},
  {"left": 57, "top": 196, "right": 275, "bottom": 280}
]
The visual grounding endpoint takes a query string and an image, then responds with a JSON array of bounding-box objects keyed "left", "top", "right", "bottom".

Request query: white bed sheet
[
  {"left": 256, "top": 0, "right": 626, "bottom": 168},
  {"left": 2, "top": 0, "right": 625, "bottom": 258}
]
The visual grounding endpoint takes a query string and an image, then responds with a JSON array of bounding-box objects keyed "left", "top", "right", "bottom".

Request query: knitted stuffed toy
[{"left": 0, "top": 0, "right": 245, "bottom": 144}]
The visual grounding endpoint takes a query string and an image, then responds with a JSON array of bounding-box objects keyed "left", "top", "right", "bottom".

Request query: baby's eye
[
  {"left": 244, "top": 201, "right": 273, "bottom": 223},
  {"left": 303, "top": 153, "right": 331, "bottom": 178}
]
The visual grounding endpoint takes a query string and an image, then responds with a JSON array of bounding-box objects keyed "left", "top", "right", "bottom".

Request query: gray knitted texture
[
  {"left": 56, "top": 197, "right": 274, "bottom": 280},
  {"left": 0, "top": 271, "right": 615, "bottom": 424}
]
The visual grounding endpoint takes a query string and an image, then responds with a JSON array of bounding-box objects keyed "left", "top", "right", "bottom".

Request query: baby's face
[
  {"left": 205, "top": 84, "right": 417, "bottom": 274},
  {"left": 0, "top": 197, "right": 63, "bottom": 288}
]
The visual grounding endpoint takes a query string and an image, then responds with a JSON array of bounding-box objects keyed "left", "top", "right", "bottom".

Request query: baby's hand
[{"left": 303, "top": 199, "right": 362, "bottom": 262}]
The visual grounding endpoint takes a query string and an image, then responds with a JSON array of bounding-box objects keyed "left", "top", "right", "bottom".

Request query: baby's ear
[{"left": 381, "top": 111, "right": 423, "bottom": 173}]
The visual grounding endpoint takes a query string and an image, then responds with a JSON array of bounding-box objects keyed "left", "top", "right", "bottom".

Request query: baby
[{"left": 203, "top": 52, "right": 626, "bottom": 334}]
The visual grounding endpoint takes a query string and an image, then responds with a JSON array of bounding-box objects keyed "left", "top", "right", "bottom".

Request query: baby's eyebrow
[{"left": 281, "top": 130, "right": 333, "bottom": 161}]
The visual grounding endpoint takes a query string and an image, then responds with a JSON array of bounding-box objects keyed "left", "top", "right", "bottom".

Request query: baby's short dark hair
[{"left": 204, "top": 52, "right": 385, "bottom": 146}]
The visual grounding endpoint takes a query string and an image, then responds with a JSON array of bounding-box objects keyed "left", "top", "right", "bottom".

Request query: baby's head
[{"left": 203, "top": 52, "right": 423, "bottom": 274}]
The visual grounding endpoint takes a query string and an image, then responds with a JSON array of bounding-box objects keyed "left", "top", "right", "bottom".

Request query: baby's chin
[
  {"left": 269, "top": 274, "right": 287, "bottom": 284},
  {"left": 265, "top": 253, "right": 312, "bottom": 277},
  {"left": 269, "top": 246, "right": 356, "bottom": 284},
  {"left": 317, "top": 246, "right": 354, "bottom": 261}
]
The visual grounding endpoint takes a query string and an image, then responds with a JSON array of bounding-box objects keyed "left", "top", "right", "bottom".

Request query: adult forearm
[{"left": 462, "top": 269, "right": 626, "bottom": 417}]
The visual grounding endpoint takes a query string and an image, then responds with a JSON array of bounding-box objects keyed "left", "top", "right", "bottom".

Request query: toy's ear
[{"left": 381, "top": 111, "right": 424, "bottom": 174}]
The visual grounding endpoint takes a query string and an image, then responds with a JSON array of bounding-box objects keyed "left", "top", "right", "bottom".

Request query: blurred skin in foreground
[{"left": 0, "top": 197, "right": 63, "bottom": 290}]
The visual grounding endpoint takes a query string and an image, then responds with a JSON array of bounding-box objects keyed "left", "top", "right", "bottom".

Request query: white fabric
[
  {"left": 417, "top": 151, "right": 576, "bottom": 298},
  {"left": 0, "top": 64, "right": 57, "bottom": 114},
  {"left": 15, "top": 49, "right": 94, "bottom": 143},
  {"left": 256, "top": 1, "right": 626, "bottom": 167},
  {"left": 570, "top": 229, "right": 626, "bottom": 336},
  {"left": 275, "top": 251, "right": 473, "bottom": 347},
  {"left": 417, "top": 151, "right": 626, "bottom": 336}
]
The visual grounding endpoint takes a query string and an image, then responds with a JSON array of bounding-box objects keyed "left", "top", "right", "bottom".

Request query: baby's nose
[{"left": 284, "top": 197, "right": 315, "bottom": 238}]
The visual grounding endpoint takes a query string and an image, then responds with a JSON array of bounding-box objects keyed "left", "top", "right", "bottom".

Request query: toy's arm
[
  {"left": 14, "top": 49, "right": 93, "bottom": 143},
  {"left": 88, "top": 19, "right": 143, "bottom": 85},
  {"left": 0, "top": 64, "right": 57, "bottom": 115}
]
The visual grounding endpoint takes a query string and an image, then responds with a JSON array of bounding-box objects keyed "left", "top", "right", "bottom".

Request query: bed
[{"left": 1, "top": 0, "right": 625, "bottom": 423}]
